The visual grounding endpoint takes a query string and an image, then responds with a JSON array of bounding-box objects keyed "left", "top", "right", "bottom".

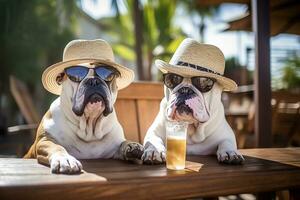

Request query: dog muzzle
[
  {"left": 72, "top": 77, "right": 113, "bottom": 116},
  {"left": 166, "top": 86, "right": 210, "bottom": 123}
]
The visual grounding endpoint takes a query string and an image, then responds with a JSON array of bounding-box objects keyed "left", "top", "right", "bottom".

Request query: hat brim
[
  {"left": 155, "top": 60, "right": 237, "bottom": 91},
  {"left": 42, "top": 58, "right": 135, "bottom": 95}
]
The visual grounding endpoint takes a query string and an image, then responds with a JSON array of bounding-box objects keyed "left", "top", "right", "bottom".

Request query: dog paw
[
  {"left": 122, "top": 141, "right": 144, "bottom": 161},
  {"left": 217, "top": 150, "right": 244, "bottom": 165},
  {"left": 49, "top": 153, "right": 82, "bottom": 174},
  {"left": 142, "top": 142, "right": 166, "bottom": 165}
]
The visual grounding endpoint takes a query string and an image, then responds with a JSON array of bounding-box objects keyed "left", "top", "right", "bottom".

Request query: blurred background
[{"left": 0, "top": 0, "right": 299, "bottom": 158}]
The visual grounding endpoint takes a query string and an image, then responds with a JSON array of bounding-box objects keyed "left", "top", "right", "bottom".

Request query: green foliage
[
  {"left": 141, "top": 0, "right": 184, "bottom": 57},
  {"left": 114, "top": 44, "right": 136, "bottom": 61},
  {"left": 179, "top": 0, "right": 219, "bottom": 42},
  {"left": 224, "top": 57, "right": 253, "bottom": 85},
  {"left": 104, "top": 0, "right": 186, "bottom": 80},
  {"left": 183, "top": 0, "right": 219, "bottom": 17},
  {"left": 143, "top": 2, "right": 158, "bottom": 50},
  {"left": 0, "top": 0, "right": 77, "bottom": 93},
  {"left": 0, "top": 0, "right": 78, "bottom": 124},
  {"left": 225, "top": 57, "right": 244, "bottom": 73},
  {"left": 281, "top": 56, "right": 300, "bottom": 89}
]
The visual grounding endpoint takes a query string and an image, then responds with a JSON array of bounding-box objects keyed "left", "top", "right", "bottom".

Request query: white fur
[
  {"left": 49, "top": 152, "right": 83, "bottom": 173},
  {"left": 143, "top": 83, "right": 243, "bottom": 162},
  {"left": 43, "top": 69, "right": 125, "bottom": 160},
  {"left": 43, "top": 97, "right": 124, "bottom": 159}
]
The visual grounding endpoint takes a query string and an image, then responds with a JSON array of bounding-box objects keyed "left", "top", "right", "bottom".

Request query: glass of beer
[{"left": 166, "top": 121, "right": 188, "bottom": 170}]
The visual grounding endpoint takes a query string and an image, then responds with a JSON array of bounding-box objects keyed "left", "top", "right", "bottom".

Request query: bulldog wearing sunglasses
[
  {"left": 24, "top": 39, "right": 144, "bottom": 174},
  {"left": 142, "top": 38, "right": 244, "bottom": 165}
]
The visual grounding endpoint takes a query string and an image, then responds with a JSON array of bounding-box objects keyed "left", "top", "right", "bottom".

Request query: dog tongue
[{"left": 185, "top": 95, "right": 210, "bottom": 122}]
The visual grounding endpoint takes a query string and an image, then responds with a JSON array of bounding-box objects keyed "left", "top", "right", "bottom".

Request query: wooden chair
[
  {"left": 271, "top": 91, "right": 300, "bottom": 146},
  {"left": 3, "top": 76, "right": 40, "bottom": 157},
  {"left": 115, "top": 82, "right": 164, "bottom": 143},
  {"left": 9, "top": 76, "right": 40, "bottom": 125},
  {"left": 235, "top": 90, "right": 300, "bottom": 148}
]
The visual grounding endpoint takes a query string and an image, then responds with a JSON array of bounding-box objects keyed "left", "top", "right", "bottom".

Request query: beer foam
[{"left": 167, "top": 135, "right": 186, "bottom": 140}]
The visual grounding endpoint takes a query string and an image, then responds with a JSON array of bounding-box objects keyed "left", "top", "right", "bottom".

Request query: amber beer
[
  {"left": 166, "top": 137, "right": 186, "bottom": 170},
  {"left": 166, "top": 121, "right": 188, "bottom": 170}
]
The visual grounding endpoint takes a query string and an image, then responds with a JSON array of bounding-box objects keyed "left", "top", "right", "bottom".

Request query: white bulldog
[
  {"left": 142, "top": 38, "right": 244, "bottom": 165},
  {"left": 25, "top": 39, "right": 144, "bottom": 174}
]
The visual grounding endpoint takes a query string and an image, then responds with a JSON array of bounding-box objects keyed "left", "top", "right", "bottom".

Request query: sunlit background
[{"left": 0, "top": 0, "right": 299, "bottom": 156}]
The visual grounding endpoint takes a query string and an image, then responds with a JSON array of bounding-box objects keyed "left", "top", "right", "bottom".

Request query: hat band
[{"left": 176, "top": 61, "right": 222, "bottom": 76}]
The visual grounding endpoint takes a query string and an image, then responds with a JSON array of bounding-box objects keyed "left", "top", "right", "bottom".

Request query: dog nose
[
  {"left": 178, "top": 87, "right": 194, "bottom": 95},
  {"left": 86, "top": 78, "right": 101, "bottom": 87}
]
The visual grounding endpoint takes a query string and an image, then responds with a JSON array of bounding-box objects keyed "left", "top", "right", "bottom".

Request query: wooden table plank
[
  {"left": 0, "top": 148, "right": 300, "bottom": 200},
  {"left": 240, "top": 147, "right": 300, "bottom": 167},
  {"left": 0, "top": 159, "right": 106, "bottom": 186}
]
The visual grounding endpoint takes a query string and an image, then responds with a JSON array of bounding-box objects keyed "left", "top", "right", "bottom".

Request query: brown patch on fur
[
  {"left": 187, "top": 122, "right": 199, "bottom": 137},
  {"left": 23, "top": 111, "right": 51, "bottom": 158},
  {"left": 23, "top": 110, "right": 69, "bottom": 167}
]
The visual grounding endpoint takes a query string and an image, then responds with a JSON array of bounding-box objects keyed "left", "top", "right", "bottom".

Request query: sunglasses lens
[
  {"left": 95, "top": 65, "right": 120, "bottom": 82},
  {"left": 163, "top": 73, "right": 183, "bottom": 89},
  {"left": 191, "top": 77, "right": 215, "bottom": 92},
  {"left": 65, "top": 66, "right": 89, "bottom": 82}
]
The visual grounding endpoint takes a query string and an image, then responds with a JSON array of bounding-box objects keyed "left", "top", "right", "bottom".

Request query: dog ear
[{"left": 56, "top": 72, "right": 65, "bottom": 85}]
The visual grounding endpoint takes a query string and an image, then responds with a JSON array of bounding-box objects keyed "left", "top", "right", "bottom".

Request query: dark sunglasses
[
  {"left": 64, "top": 65, "right": 120, "bottom": 82},
  {"left": 163, "top": 73, "right": 215, "bottom": 93}
]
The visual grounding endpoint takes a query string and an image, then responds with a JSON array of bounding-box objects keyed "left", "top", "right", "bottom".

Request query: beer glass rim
[{"left": 166, "top": 120, "right": 189, "bottom": 127}]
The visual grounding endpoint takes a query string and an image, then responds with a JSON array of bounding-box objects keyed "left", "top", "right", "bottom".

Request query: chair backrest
[
  {"left": 115, "top": 82, "right": 164, "bottom": 143},
  {"left": 271, "top": 91, "right": 300, "bottom": 137},
  {"left": 9, "top": 76, "right": 41, "bottom": 124}
]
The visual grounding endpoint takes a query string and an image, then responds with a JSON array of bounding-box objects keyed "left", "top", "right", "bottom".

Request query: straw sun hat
[
  {"left": 42, "top": 39, "right": 134, "bottom": 95},
  {"left": 155, "top": 38, "right": 237, "bottom": 91}
]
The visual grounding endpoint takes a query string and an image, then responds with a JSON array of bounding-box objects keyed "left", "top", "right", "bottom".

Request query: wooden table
[{"left": 1, "top": 148, "right": 300, "bottom": 200}]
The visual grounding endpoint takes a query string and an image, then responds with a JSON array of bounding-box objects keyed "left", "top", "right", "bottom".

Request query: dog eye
[
  {"left": 64, "top": 66, "right": 89, "bottom": 82},
  {"left": 105, "top": 73, "right": 116, "bottom": 82},
  {"left": 95, "top": 66, "right": 120, "bottom": 82},
  {"left": 172, "top": 75, "right": 182, "bottom": 85},
  {"left": 192, "top": 77, "right": 215, "bottom": 92},
  {"left": 163, "top": 73, "right": 183, "bottom": 89}
]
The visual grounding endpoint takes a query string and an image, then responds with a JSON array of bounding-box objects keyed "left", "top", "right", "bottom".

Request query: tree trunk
[
  {"left": 133, "top": 0, "right": 144, "bottom": 80},
  {"left": 147, "top": 51, "right": 153, "bottom": 80},
  {"left": 199, "top": 14, "right": 205, "bottom": 43}
]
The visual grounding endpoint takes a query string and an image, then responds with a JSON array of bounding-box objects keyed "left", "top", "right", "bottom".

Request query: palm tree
[
  {"left": 106, "top": 0, "right": 186, "bottom": 80},
  {"left": 180, "top": 1, "right": 219, "bottom": 43}
]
